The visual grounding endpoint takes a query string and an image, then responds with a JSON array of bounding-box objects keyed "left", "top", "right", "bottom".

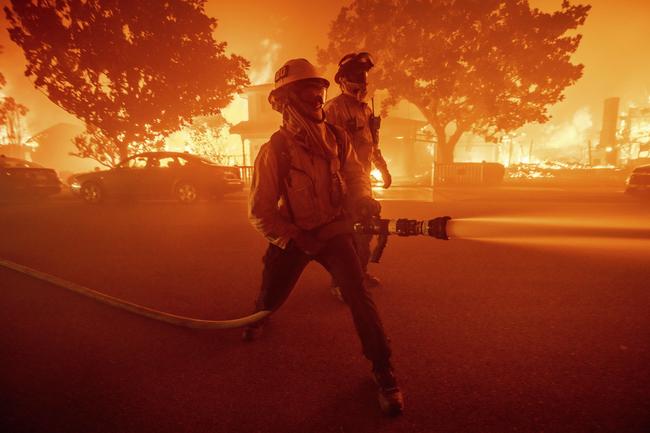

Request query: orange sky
[{"left": 1, "top": 0, "right": 649, "bottom": 140}]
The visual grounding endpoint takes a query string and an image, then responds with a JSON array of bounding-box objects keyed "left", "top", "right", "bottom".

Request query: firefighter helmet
[
  {"left": 334, "top": 52, "right": 375, "bottom": 84},
  {"left": 269, "top": 58, "right": 329, "bottom": 112},
  {"left": 271, "top": 58, "right": 329, "bottom": 91}
]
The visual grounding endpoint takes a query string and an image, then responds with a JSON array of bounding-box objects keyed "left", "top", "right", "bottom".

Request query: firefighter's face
[
  {"left": 342, "top": 76, "right": 368, "bottom": 101},
  {"left": 291, "top": 80, "right": 327, "bottom": 120}
]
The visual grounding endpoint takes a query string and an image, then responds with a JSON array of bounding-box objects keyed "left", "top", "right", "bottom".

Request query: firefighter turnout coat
[{"left": 249, "top": 124, "right": 371, "bottom": 249}]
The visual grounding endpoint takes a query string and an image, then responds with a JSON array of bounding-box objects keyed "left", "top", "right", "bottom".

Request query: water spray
[{"left": 445, "top": 216, "right": 650, "bottom": 242}]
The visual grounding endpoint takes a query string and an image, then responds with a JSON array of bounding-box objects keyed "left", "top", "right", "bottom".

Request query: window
[
  {"left": 158, "top": 156, "right": 178, "bottom": 168},
  {"left": 121, "top": 155, "right": 148, "bottom": 169}
]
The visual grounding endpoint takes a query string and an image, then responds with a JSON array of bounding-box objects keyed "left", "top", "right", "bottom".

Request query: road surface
[{"left": 1, "top": 186, "right": 649, "bottom": 433}]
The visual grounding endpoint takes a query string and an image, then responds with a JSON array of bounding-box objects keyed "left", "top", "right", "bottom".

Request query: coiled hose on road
[{"left": 0, "top": 258, "right": 271, "bottom": 329}]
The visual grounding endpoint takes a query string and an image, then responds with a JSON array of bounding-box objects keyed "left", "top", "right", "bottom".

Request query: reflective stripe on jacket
[{"left": 249, "top": 124, "right": 371, "bottom": 249}]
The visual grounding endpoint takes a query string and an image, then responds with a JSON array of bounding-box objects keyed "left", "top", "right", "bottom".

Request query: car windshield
[
  {"left": 633, "top": 165, "right": 650, "bottom": 174},
  {"left": 0, "top": 157, "right": 44, "bottom": 168}
]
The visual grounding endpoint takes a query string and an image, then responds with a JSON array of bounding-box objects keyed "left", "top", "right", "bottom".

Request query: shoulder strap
[
  {"left": 269, "top": 130, "right": 295, "bottom": 222},
  {"left": 269, "top": 130, "right": 291, "bottom": 186},
  {"left": 325, "top": 123, "right": 347, "bottom": 168}
]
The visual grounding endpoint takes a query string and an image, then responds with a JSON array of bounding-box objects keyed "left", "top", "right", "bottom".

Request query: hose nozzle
[{"left": 427, "top": 216, "right": 451, "bottom": 240}]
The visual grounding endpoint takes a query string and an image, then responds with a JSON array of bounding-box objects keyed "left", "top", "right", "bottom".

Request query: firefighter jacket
[
  {"left": 249, "top": 124, "right": 371, "bottom": 249},
  {"left": 324, "top": 93, "right": 388, "bottom": 173}
]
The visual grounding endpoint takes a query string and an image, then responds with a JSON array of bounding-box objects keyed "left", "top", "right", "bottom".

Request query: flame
[
  {"left": 249, "top": 39, "right": 281, "bottom": 85},
  {"left": 543, "top": 107, "right": 593, "bottom": 150},
  {"left": 370, "top": 168, "right": 383, "bottom": 182},
  {"left": 222, "top": 94, "right": 248, "bottom": 125}
]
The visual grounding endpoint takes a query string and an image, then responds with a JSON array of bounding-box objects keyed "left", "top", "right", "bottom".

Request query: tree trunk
[
  {"left": 118, "top": 142, "right": 129, "bottom": 164},
  {"left": 436, "top": 143, "right": 455, "bottom": 164}
]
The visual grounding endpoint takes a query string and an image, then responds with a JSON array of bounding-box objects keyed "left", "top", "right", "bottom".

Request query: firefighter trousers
[{"left": 253, "top": 233, "right": 392, "bottom": 365}]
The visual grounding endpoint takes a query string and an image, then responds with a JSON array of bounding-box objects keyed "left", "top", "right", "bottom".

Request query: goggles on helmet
[
  {"left": 338, "top": 52, "right": 375, "bottom": 69},
  {"left": 335, "top": 52, "right": 375, "bottom": 85}
]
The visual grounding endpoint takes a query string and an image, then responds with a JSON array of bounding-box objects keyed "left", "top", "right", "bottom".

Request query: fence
[
  {"left": 434, "top": 162, "right": 505, "bottom": 186},
  {"left": 236, "top": 165, "right": 254, "bottom": 184}
]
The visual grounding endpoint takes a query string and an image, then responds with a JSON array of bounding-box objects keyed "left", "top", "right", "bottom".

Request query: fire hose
[{"left": 0, "top": 216, "right": 452, "bottom": 329}]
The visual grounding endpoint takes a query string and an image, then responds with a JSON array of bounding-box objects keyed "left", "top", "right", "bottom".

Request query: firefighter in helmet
[
  {"left": 324, "top": 52, "right": 392, "bottom": 299},
  {"left": 244, "top": 58, "right": 404, "bottom": 416}
]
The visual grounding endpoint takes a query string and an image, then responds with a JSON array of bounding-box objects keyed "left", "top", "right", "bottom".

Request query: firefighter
[
  {"left": 324, "top": 52, "right": 391, "bottom": 300},
  {"left": 244, "top": 58, "right": 404, "bottom": 416}
]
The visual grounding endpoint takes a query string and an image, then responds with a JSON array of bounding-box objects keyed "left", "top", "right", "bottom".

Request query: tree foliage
[
  {"left": 4, "top": 0, "right": 249, "bottom": 164},
  {"left": 71, "top": 124, "right": 158, "bottom": 168},
  {"left": 319, "top": 0, "right": 590, "bottom": 163}
]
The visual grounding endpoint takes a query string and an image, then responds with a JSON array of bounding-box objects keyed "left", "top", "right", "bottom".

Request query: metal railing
[
  {"left": 434, "top": 163, "right": 505, "bottom": 186},
  {"left": 236, "top": 165, "right": 254, "bottom": 184}
]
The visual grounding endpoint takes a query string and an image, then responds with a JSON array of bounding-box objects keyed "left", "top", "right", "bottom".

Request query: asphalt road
[{"left": 1, "top": 186, "right": 649, "bottom": 433}]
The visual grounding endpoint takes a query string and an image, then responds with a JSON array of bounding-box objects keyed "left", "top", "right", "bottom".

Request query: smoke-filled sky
[{"left": 1, "top": 0, "right": 649, "bottom": 142}]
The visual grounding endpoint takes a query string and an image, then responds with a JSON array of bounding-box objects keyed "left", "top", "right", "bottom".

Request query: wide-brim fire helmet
[
  {"left": 334, "top": 52, "right": 375, "bottom": 85},
  {"left": 268, "top": 58, "right": 330, "bottom": 113}
]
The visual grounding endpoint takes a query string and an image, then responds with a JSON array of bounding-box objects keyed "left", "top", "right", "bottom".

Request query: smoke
[
  {"left": 249, "top": 39, "right": 281, "bottom": 85},
  {"left": 530, "top": 107, "right": 594, "bottom": 161},
  {"left": 543, "top": 107, "right": 593, "bottom": 149}
]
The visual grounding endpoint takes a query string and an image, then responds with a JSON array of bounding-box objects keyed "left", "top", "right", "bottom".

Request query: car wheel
[
  {"left": 175, "top": 181, "right": 199, "bottom": 204},
  {"left": 81, "top": 181, "right": 103, "bottom": 204}
]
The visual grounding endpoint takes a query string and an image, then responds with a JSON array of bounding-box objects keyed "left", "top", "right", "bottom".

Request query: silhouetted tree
[
  {"left": 4, "top": 0, "right": 249, "bottom": 165},
  {"left": 319, "top": 0, "right": 590, "bottom": 163},
  {"left": 71, "top": 125, "right": 160, "bottom": 168}
]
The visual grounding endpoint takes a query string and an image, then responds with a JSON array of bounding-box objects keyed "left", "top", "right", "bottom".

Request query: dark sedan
[
  {"left": 0, "top": 155, "right": 62, "bottom": 199},
  {"left": 625, "top": 164, "right": 650, "bottom": 196},
  {"left": 69, "top": 152, "right": 244, "bottom": 204}
]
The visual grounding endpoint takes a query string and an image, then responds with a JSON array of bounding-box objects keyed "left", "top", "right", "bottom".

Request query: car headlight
[{"left": 70, "top": 180, "right": 81, "bottom": 190}]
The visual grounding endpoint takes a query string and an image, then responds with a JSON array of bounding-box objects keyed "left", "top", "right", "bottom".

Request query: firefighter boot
[{"left": 373, "top": 366, "right": 404, "bottom": 416}]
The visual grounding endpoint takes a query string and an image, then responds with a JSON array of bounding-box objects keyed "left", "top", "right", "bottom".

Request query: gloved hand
[
  {"left": 355, "top": 196, "right": 381, "bottom": 219},
  {"left": 292, "top": 231, "right": 323, "bottom": 256},
  {"left": 379, "top": 167, "right": 392, "bottom": 189}
]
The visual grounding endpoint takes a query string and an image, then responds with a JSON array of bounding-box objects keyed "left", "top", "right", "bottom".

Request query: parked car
[
  {"left": 625, "top": 164, "right": 650, "bottom": 195},
  {"left": 0, "top": 155, "right": 62, "bottom": 199},
  {"left": 69, "top": 152, "right": 244, "bottom": 204}
]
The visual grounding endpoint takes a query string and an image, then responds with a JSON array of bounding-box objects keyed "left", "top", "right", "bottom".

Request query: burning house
[
  {"left": 619, "top": 101, "right": 650, "bottom": 166},
  {"left": 230, "top": 84, "right": 428, "bottom": 183}
]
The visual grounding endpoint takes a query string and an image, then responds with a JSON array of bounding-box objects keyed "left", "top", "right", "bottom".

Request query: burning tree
[
  {"left": 4, "top": 0, "right": 249, "bottom": 167},
  {"left": 0, "top": 44, "right": 30, "bottom": 149},
  {"left": 185, "top": 114, "right": 232, "bottom": 164},
  {"left": 319, "top": 0, "right": 590, "bottom": 163},
  {"left": 0, "top": 97, "right": 29, "bottom": 147}
]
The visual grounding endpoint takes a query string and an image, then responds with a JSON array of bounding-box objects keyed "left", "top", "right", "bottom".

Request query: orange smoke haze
[{"left": 1, "top": 0, "right": 649, "bottom": 151}]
